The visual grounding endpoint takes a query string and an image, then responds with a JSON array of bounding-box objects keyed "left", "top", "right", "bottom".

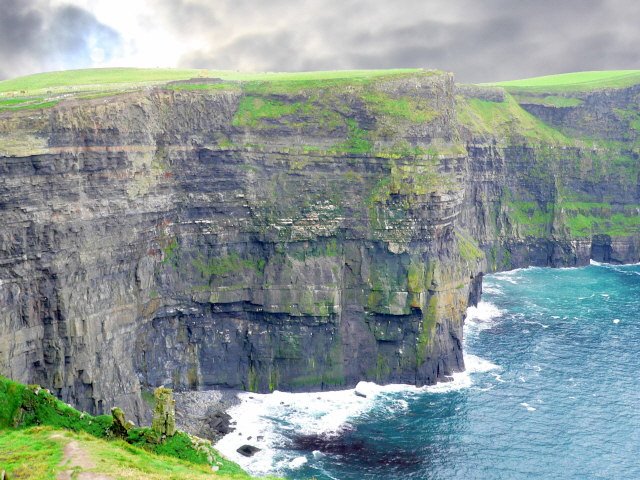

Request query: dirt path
[{"left": 51, "top": 434, "right": 113, "bottom": 480}]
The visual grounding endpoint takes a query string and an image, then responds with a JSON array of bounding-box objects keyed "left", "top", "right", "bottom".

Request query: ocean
[{"left": 215, "top": 261, "right": 640, "bottom": 479}]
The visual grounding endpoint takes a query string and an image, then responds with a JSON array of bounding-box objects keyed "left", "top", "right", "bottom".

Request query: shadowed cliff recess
[{"left": 0, "top": 68, "right": 638, "bottom": 422}]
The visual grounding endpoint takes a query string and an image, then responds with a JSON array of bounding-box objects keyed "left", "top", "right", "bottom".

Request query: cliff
[{"left": 0, "top": 69, "right": 638, "bottom": 422}]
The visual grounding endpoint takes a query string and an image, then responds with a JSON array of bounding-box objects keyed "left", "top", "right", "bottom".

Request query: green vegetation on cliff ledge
[
  {"left": 457, "top": 94, "right": 571, "bottom": 144},
  {"left": 228, "top": 69, "right": 444, "bottom": 156},
  {"left": 559, "top": 202, "right": 640, "bottom": 237},
  {"left": 505, "top": 199, "right": 553, "bottom": 237},
  {"left": 362, "top": 90, "right": 438, "bottom": 123},
  {"left": 0, "top": 376, "right": 265, "bottom": 479},
  {"left": 193, "top": 253, "right": 266, "bottom": 277},
  {"left": 514, "top": 95, "right": 584, "bottom": 108}
]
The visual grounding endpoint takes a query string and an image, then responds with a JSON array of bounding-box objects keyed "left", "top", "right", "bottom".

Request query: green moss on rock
[{"left": 151, "top": 387, "right": 176, "bottom": 437}]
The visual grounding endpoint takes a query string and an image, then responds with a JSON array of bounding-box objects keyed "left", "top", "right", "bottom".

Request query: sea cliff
[{"left": 0, "top": 69, "right": 638, "bottom": 421}]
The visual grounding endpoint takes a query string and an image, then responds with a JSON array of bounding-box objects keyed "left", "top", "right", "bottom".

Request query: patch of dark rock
[
  {"left": 290, "top": 432, "right": 423, "bottom": 470},
  {"left": 290, "top": 432, "right": 366, "bottom": 456},
  {"left": 237, "top": 445, "right": 261, "bottom": 457},
  {"left": 204, "top": 408, "right": 234, "bottom": 435}
]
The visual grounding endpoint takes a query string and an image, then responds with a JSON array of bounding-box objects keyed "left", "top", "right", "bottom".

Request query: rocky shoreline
[{"left": 174, "top": 389, "right": 241, "bottom": 443}]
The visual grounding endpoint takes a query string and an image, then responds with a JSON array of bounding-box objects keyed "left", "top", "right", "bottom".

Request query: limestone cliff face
[
  {"left": 0, "top": 71, "right": 637, "bottom": 421},
  {"left": 458, "top": 85, "right": 640, "bottom": 270}
]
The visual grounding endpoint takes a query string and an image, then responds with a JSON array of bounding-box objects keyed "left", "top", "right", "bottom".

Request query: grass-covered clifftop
[
  {"left": 487, "top": 70, "right": 640, "bottom": 92},
  {"left": 0, "top": 67, "right": 422, "bottom": 112},
  {"left": 0, "top": 376, "right": 265, "bottom": 479}
]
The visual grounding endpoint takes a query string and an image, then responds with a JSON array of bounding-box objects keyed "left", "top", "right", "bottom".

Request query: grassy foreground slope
[
  {"left": 0, "top": 427, "right": 251, "bottom": 480},
  {"left": 0, "top": 376, "right": 269, "bottom": 480}
]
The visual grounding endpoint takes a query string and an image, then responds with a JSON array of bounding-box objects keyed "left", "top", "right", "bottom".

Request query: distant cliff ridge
[{"left": 0, "top": 68, "right": 638, "bottom": 421}]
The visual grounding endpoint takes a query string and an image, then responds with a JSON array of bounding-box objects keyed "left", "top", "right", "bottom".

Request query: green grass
[
  {"left": 0, "top": 376, "right": 266, "bottom": 479},
  {"left": 0, "top": 67, "right": 427, "bottom": 121},
  {"left": 0, "top": 67, "right": 422, "bottom": 96},
  {"left": 167, "top": 82, "right": 239, "bottom": 92},
  {"left": 0, "top": 68, "right": 204, "bottom": 94},
  {"left": 515, "top": 95, "right": 584, "bottom": 108},
  {"left": 0, "top": 376, "right": 112, "bottom": 435},
  {"left": 505, "top": 200, "right": 553, "bottom": 237},
  {"left": 232, "top": 96, "right": 307, "bottom": 127},
  {"left": 192, "top": 253, "right": 265, "bottom": 277},
  {"left": 614, "top": 108, "right": 640, "bottom": 132},
  {"left": 455, "top": 230, "right": 484, "bottom": 262},
  {"left": 0, "top": 427, "right": 63, "bottom": 479},
  {"left": 337, "top": 118, "right": 373, "bottom": 155},
  {"left": 488, "top": 70, "right": 640, "bottom": 92},
  {"left": 457, "top": 94, "right": 571, "bottom": 144},
  {"left": 559, "top": 202, "right": 640, "bottom": 237},
  {"left": 416, "top": 295, "right": 438, "bottom": 364},
  {"left": 361, "top": 90, "right": 438, "bottom": 123},
  {"left": 4, "top": 67, "right": 637, "bottom": 97},
  {"left": 232, "top": 69, "right": 426, "bottom": 96},
  {"left": 0, "top": 97, "right": 59, "bottom": 111},
  {"left": 0, "top": 97, "right": 31, "bottom": 106},
  {"left": 0, "top": 426, "right": 265, "bottom": 480}
]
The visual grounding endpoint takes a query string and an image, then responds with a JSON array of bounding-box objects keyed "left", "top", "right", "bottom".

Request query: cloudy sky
[{"left": 1, "top": 0, "right": 639, "bottom": 82}]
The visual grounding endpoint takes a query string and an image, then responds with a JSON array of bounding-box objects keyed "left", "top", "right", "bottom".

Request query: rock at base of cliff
[
  {"left": 237, "top": 444, "right": 261, "bottom": 457},
  {"left": 203, "top": 407, "right": 234, "bottom": 438}
]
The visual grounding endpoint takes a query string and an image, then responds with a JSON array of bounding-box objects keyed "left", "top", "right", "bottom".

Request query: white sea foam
[
  {"left": 214, "top": 380, "right": 431, "bottom": 475},
  {"left": 491, "top": 266, "right": 539, "bottom": 284},
  {"left": 520, "top": 402, "right": 536, "bottom": 412},
  {"left": 591, "top": 259, "right": 640, "bottom": 268},
  {"left": 492, "top": 274, "right": 521, "bottom": 284},
  {"left": 215, "top": 296, "right": 504, "bottom": 476},
  {"left": 289, "top": 456, "right": 308, "bottom": 469},
  {"left": 465, "top": 301, "right": 504, "bottom": 336},
  {"left": 467, "top": 301, "right": 504, "bottom": 322},
  {"left": 215, "top": 352, "right": 499, "bottom": 475},
  {"left": 492, "top": 373, "right": 506, "bottom": 383},
  {"left": 523, "top": 319, "right": 550, "bottom": 329},
  {"left": 482, "top": 284, "right": 504, "bottom": 295}
]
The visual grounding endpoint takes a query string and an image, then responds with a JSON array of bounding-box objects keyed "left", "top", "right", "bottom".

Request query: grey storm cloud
[
  {"left": 170, "top": 0, "right": 640, "bottom": 82},
  {"left": 0, "top": 0, "right": 121, "bottom": 80},
  {"left": 2, "top": 0, "right": 639, "bottom": 82}
]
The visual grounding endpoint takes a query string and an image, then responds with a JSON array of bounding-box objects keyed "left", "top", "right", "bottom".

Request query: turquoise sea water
[{"left": 217, "top": 263, "right": 640, "bottom": 479}]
